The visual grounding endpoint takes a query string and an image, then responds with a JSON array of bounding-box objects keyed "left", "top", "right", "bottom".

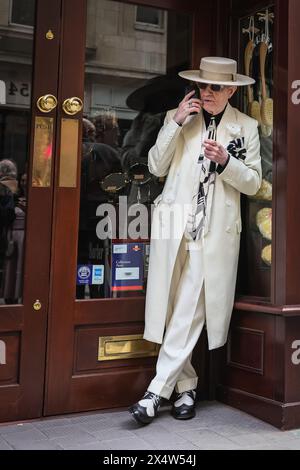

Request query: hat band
[{"left": 199, "top": 69, "right": 237, "bottom": 82}]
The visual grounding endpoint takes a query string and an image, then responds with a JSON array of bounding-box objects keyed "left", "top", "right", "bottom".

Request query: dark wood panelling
[
  {"left": 227, "top": 327, "right": 264, "bottom": 374},
  {"left": 272, "top": 0, "right": 288, "bottom": 305},
  {"left": 0, "top": 333, "right": 21, "bottom": 385},
  {"left": 44, "top": 0, "right": 87, "bottom": 416},
  {"left": 0, "top": 386, "right": 21, "bottom": 423},
  {"left": 273, "top": 314, "right": 285, "bottom": 402},
  {"left": 214, "top": 0, "right": 231, "bottom": 56},
  {"left": 74, "top": 298, "right": 146, "bottom": 325},
  {"left": 0, "top": 0, "right": 61, "bottom": 423},
  {"left": 73, "top": 325, "right": 156, "bottom": 374},
  {"left": 285, "top": 0, "right": 300, "bottom": 305},
  {"left": 215, "top": 0, "right": 300, "bottom": 430},
  {"left": 15, "top": 0, "right": 62, "bottom": 420},
  {"left": 0, "top": 309, "right": 23, "bottom": 331},
  {"left": 220, "top": 310, "right": 276, "bottom": 399},
  {"left": 69, "top": 369, "right": 156, "bottom": 413}
]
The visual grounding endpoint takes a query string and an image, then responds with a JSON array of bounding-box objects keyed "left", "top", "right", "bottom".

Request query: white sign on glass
[{"left": 0, "top": 80, "right": 6, "bottom": 104}]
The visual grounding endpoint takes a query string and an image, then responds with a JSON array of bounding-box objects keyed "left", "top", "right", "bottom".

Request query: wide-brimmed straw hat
[{"left": 179, "top": 57, "right": 255, "bottom": 86}]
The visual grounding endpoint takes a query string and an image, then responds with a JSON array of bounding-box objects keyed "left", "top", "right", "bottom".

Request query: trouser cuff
[
  {"left": 147, "top": 379, "right": 174, "bottom": 400},
  {"left": 175, "top": 377, "right": 198, "bottom": 394}
]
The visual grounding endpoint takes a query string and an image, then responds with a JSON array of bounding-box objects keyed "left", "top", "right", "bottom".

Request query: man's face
[{"left": 197, "top": 84, "right": 237, "bottom": 115}]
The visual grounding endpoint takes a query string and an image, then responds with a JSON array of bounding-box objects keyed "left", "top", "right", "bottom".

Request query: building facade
[{"left": 0, "top": 0, "right": 300, "bottom": 430}]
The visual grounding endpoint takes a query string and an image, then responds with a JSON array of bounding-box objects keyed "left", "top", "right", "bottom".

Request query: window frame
[
  {"left": 134, "top": 5, "right": 166, "bottom": 33},
  {"left": 9, "top": 0, "right": 35, "bottom": 29}
]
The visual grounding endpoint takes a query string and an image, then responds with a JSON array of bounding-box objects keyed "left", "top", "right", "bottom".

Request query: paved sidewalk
[{"left": 0, "top": 401, "right": 300, "bottom": 450}]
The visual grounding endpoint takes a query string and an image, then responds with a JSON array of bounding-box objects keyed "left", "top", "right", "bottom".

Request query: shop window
[
  {"left": 236, "top": 5, "right": 274, "bottom": 299},
  {"left": 77, "top": 0, "right": 191, "bottom": 300},
  {"left": 135, "top": 6, "right": 165, "bottom": 33},
  {"left": 10, "top": 0, "right": 35, "bottom": 27}
]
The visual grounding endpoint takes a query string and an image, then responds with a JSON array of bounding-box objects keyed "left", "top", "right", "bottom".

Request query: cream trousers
[{"left": 147, "top": 233, "right": 206, "bottom": 400}]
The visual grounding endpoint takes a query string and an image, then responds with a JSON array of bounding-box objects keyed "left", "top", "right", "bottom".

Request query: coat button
[
  {"left": 226, "top": 226, "right": 232, "bottom": 233},
  {"left": 164, "top": 192, "right": 174, "bottom": 204},
  {"left": 165, "top": 197, "right": 173, "bottom": 204}
]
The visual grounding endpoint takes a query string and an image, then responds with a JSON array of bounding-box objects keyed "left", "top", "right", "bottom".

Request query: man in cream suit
[{"left": 129, "top": 57, "right": 262, "bottom": 425}]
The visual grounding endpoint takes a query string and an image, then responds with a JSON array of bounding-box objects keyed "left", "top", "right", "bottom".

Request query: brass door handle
[
  {"left": 37, "top": 94, "right": 58, "bottom": 113},
  {"left": 62, "top": 97, "right": 83, "bottom": 116},
  {"left": 33, "top": 300, "right": 42, "bottom": 311}
]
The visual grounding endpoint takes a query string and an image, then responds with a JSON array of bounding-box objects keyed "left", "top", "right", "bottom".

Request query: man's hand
[
  {"left": 173, "top": 90, "right": 202, "bottom": 126},
  {"left": 203, "top": 139, "right": 229, "bottom": 166}
]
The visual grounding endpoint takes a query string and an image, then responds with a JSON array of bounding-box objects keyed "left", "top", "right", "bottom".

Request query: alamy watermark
[
  {"left": 291, "top": 80, "right": 300, "bottom": 105},
  {"left": 95, "top": 196, "right": 194, "bottom": 241},
  {"left": 291, "top": 340, "right": 300, "bottom": 365}
]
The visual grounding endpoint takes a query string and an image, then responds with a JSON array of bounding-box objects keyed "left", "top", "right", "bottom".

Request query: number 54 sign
[{"left": 0, "top": 80, "right": 31, "bottom": 107}]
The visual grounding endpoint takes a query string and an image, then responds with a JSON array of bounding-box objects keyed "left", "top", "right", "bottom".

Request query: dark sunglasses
[{"left": 197, "top": 83, "right": 226, "bottom": 92}]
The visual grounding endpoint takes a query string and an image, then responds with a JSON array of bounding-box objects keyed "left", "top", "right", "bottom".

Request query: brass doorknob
[
  {"left": 33, "top": 300, "right": 42, "bottom": 311},
  {"left": 62, "top": 97, "right": 83, "bottom": 116},
  {"left": 37, "top": 94, "right": 58, "bottom": 113}
]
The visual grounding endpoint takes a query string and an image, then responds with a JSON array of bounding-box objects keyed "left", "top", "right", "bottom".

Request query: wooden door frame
[
  {"left": 0, "top": 0, "right": 62, "bottom": 422},
  {"left": 214, "top": 0, "right": 300, "bottom": 431}
]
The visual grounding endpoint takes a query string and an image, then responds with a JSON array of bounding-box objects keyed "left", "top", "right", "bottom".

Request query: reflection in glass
[
  {"left": 237, "top": 6, "right": 274, "bottom": 299},
  {"left": 32, "top": 117, "right": 53, "bottom": 187},
  {"left": 77, "top": 0, "right": 192, "bottom": 299},
  {"left": 11, "top": 0, "right": 35, "bottom": 27},
  {"left": 0, "top": 0, "right": 35, "bottom": 305}
]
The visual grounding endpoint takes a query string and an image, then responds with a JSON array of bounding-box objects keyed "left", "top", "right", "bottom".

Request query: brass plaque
[
  {"left": 59, "top": 119, "right": 79, "bottom": 187},
  {"left": 98, "top": 334, "right": 159, "bottom": 361},
  {"left": 32, "top": 117, "right": 53, "bottom": 187}
]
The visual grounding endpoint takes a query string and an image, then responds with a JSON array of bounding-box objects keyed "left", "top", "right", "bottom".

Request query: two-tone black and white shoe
[
  {"left": 171, "top": 389, "right": 197, "bottom": 420},
  {"left": 129, "top": 391, "right": 164, "bottom": 425}
]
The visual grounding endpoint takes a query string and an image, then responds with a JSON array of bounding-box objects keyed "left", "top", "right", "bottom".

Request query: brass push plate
[
  {"left": 59, "top": 119, "right": 79, "bottom": 187},
  {"left": 32, "top": 117, "right": 53, "bottom": 187},
  {"left": 98, "top": 334, "right": 159, "bottom": 361}
]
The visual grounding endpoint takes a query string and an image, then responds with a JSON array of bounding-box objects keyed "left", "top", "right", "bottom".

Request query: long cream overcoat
[{"left": 143, "top": 103, "right": 262, "bottom": 350}]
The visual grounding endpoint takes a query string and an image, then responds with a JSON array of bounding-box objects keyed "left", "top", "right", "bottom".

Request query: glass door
[
  {"left": 0, "top": 0, "right": 62, "bottom": 422},
  {"left": 45, "top": 0, "right": 209, "bottom": 415}
]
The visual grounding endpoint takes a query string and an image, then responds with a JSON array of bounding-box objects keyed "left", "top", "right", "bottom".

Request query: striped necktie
[
  {"left": 206, "top": 116, "right": 217, "bottom": 172},
  {"left": 188, "top": 116, "right": 218, "bottom": 240}
]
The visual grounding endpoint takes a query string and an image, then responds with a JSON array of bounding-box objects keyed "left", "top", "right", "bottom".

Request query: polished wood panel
[
  {"left": 74, "top": 298, "right": 146, "bottom": 324},
  {"left": 216, "top": 0, "right": 300, "bottom": 430},
  {"left": 44, "top": 0, "right": 87, "bottom": 416},
  {"left": 74, "top": 325, "right": 155, "bottom": 373},
  {"left": 221, "top": 310, "right": 276, "bottom": 398},
  {"left": 0, "top": 333, "right": 20, "bottom": 385},
  {"left": 227, "top": 327, "right": 265, "bottom": 374},
  {"left": 0, "top": 0, "right": 61, "bottom": 423}
]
